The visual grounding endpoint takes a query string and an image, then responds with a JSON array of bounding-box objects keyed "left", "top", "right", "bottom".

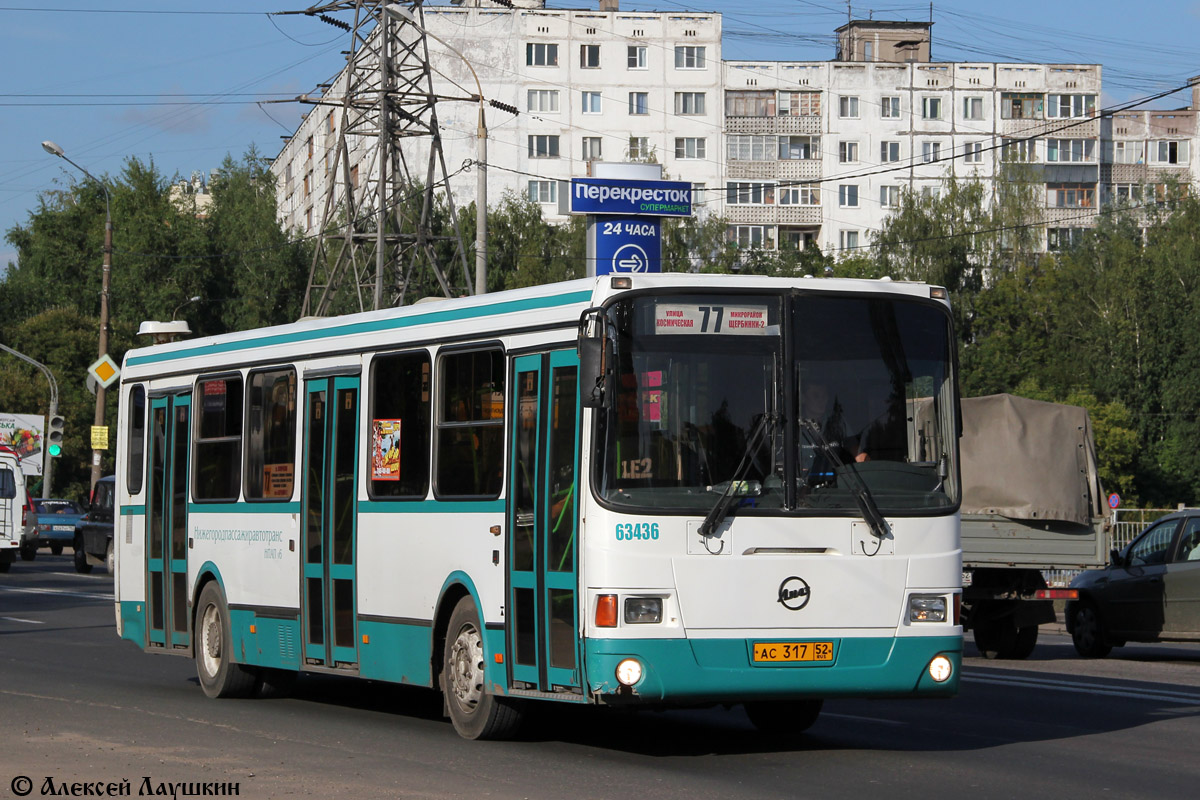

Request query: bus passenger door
[
  {"left": 301, "top": 376, "right": 360, "bottom": 669},
  {"left": 147, "top": 394, "right": 191, "bottom": 651},
  {"left": 508, "top": 351, "right": 581, "bottom": 693}
]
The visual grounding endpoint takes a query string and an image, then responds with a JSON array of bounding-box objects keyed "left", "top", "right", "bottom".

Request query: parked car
[
  {"left": 75, "top": 476, "right": 115, "bottom": 575},
  {"left": 1066, "top": 510, "right": 1200, "bottom": 657},
  {"left": 31, "top": 498, "right": 86, "bottom": 556}
]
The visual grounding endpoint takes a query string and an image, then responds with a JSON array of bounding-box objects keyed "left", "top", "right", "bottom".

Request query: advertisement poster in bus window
[{"left": 372, "top": 419, "right": 402, "bottom": 481}]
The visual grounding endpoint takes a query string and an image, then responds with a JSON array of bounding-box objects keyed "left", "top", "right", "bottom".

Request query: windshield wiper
[
  {"left": 800, "top": 419, "right": 891, "bottom": 544},
  {"left": 698, "top": 412, "right": 777, "bottom": 539}
]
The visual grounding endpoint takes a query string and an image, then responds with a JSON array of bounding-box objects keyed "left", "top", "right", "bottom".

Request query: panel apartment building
[{"left": 273, "top": 1, "right": 1197, "bottom": 258}]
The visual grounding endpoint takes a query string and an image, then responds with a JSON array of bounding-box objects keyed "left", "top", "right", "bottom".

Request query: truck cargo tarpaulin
[{"left": 0, "top": 412, "right": 44, "bottom": 476}]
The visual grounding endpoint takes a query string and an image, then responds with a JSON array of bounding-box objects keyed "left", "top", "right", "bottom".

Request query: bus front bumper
[{"left": 585, "top": 635, "right": 961, "bottom": 703}]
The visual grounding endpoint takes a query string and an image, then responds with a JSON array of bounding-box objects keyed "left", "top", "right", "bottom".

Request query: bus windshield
[{"left": 597, "top": 291, "right": 959, "bottom": 515}]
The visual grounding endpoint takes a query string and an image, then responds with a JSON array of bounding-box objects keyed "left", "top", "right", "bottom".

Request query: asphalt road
[{"left": 3, "top": 555, "right": 1200, "bottom": 800}]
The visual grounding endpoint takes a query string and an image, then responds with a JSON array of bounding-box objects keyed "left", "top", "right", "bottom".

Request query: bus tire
[
  {"left": 744, "top": 698, "right": 823, "bottom": 735},
  {"left": 73, "top": 541, "right": 93, "bottom": 574},
  {"left": 442, "top": 596, "right": 523, "bottom": 740},
  {"left": 195, "top": 582, "right": 257, "bottom": 699}
]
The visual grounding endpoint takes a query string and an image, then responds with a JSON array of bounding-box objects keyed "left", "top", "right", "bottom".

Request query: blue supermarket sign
[
  {"left": 591, "top": 216, "right": 661, "bottom": 275},
  {"left": 570, "top": 178, "right": 692, "bottom": 217}
]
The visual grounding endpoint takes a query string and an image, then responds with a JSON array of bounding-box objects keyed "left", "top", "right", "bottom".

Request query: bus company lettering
[{"left": 193, "top": 528, "right": 282, "bottom": 544}]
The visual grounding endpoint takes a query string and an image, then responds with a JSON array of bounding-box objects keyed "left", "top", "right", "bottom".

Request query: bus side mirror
[{"left": 578, "top": 308, "right": 612, "bottom": 409}]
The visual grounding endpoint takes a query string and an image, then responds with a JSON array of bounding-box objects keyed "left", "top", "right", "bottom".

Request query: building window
[
  {"left": 1047, "top": 94, "right": 1096, "bottom": 119},
  {"left": 726, "top": 90, "right": 775, "bottom": 117},
  {"left": 726, "top": 182, "right": 776, "bottom": 205},
  {"left": 675, "top": 137, "right": 706, "bottom": 159},
  {"left": 839, "top": 141, "right": 859, "bottom": 163},
  {"left": 303, "top": 173, "right": 310, "bottom": 197},
  {"left": 727, "top": 134, "right": 776, "bottom": 161},
  {"left": 779, "top": 135, "right": 819, "bottom": 160},
  {"left": 628, "top": 92, "right": 649, "bottom": 115},
  {"left": 779, "top": 91, "right": 820, "bottom": 116},
  {"left": 1151, "top": 140, "right": 1190, "bottom": 165},
  {"left": 306, "top": 136, "right": 313, "bottom": 159},
  {"left": 1001, "top": 92, "right": 1042, "bottom": 119},
  {"left": 880, "top": 185, "right": 900, "bottom": 209},
  {"left": 881, "top": 96, "right": 901, "bottom": 118},
  {"left": 628, "top": 137, "right": 651, "bottom": 160},
  {"left": 527, "top": 89, "right": 559, "bottom": 113},
  {"left": 964, "top": 141, "right": 984, "bottom": 163},
  {"left": 921, "top": 96, "right": 943, "bottom": 120},
  {"left": 838, "top": 185, "right": 859, "bottom": 208},
  {"left": 528, "top": 135, "right": 560, "bottom": 158},
  {"left": 582, "top": 137, "right": 603, "bottom": 161},
  {"left": 580, "top": 44, "right": 600, "bottom": 68},
  {"left": 245, "top": 369, "right": 297, "bottom": 501},
  {"left": 436, "top": 349, "right": 504, "bottom": 498},
  {"left": 839, "top": 230, "right": 859, "bottom": 250},
  {"left": 1046, "top": 138, "right": 1096, "bottom": 163},
  {"left": 674, "top": 45, "right": 706, "bottom": 69},
  {"left": 1002, "top": 137, "right": 1038, "bottom": 162},
  {"left": 779, "top": 186, "right": 819, "bottom": 206},
  {"left": 368, "top": 352, "right": 431, "bottom": 499},
  {"left": 194, "top": 375, "right": 243, "bottom": 501},
  {"left": 581, "top": 91, "right": 602, "bottom": 114},
  {"left": 1048, "top": 227, "right": 1087, "bottom": 250},
  {"left": 627, "top": 45, "right": 647, "bottom": 69},
  {"left": 526, "top": 42, "right": 559, "bottom": 67},
  {"left": 1110, "top": 183, "right": 1142, "bottom": 204},
  {"left": 921, "top": 141, "right": 942, "bottom": 163},
  {"left": 675, "top": 91, "right": 706, "bottom": 115},
  {"left": 1046, "top": 183, "right": 1096, "bottom": 208},
  {"left": 838, "top": 96, "right": 859, "bottom": 118},
  {"left": 880, "top": 141, "right": 901, "bottom": 163},
  {"left": 728, "top": 225, "right": 775, "bottom": 249},
  {"left": 962, "top": 96, "right": 984, "bottom": 120},
  {"left": 528, "top": 180, "right": 557, "bottom": 204},
  {"left": 1111, "top": 141, "right": 1144, "bottom": 164}
]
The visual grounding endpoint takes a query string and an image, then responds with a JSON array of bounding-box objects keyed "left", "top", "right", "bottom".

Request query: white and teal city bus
[{"left": 113, "top": 274, "right": 962, "bottom": 739}]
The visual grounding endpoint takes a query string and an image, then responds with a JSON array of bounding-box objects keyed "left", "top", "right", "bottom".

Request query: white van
[{"left": 0, "top": 445, "right": 36, "bottom": 573}]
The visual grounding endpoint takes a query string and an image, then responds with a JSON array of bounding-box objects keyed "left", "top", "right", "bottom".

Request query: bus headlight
[
  {"left": 928, "top": 655, "right": 953, "bottom": 683},
  {"left": 624, "top": 597, "right": 662, "bottom": 624},
  {"left": 908, "top": 594, "right": 947, "bottom": 623},
  {"left": 616, "top": 658, "right": 643, "bottom": 686}
]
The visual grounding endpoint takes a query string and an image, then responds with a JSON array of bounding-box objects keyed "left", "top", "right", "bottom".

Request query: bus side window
[
  {"left": 246, "top": 368, "right": 298, "bottom": 501},
  {"left": 127, "top": 385, "right": 147, "bottom": 495},
  {"left": 369, "top": 351, "right": 431, "bottom": 499},
  {"left": 195, "top": 375, "right": 244, "bottom": 501},
  {"left": 435, "top": 349, "right": 504, "bottom": 498}
]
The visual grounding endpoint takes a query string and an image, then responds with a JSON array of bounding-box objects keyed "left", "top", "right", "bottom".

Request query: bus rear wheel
[
  {"left": 745, "top": 698, "right": 823, "bottom": 736},
  {"left": 442, "top": 596, "right": 523, "bottom": 740},
  {"left": 195, "top": 582, "right": 257, "bottom": 699}
]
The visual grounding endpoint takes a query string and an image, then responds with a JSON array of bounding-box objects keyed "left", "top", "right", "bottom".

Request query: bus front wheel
[
  {"left": 442, "top": 596, "right": 524, "bottom": 740},
  {"left": 195, "top": 582, "right": 257, "bottom": 699}
]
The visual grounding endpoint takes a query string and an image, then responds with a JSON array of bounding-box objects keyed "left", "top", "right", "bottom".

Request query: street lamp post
[
  {"left": 384, "top": 3, "right": 488, "bottom": 296},
  {"left": 42, "top": 140, "right": 111, "bottom": 492}
]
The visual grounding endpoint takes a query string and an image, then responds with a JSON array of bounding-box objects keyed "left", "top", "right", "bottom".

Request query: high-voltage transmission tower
[{"left": 289, "top": 0, "right": 475, "bottom": 317}]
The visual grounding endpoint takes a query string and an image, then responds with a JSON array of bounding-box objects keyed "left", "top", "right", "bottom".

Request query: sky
[{"left": 2, "top": 0, "right": 1198, "bottom": 271}]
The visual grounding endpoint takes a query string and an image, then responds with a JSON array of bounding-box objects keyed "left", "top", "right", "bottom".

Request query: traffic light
[{"left": 47, "top": 414, "right": 64, "bottom": 458}]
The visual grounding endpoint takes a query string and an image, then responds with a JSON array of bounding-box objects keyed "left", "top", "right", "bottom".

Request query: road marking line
[
  {"left": 963, "top": 672, "right": 1200, "bottom": 705},
  {"left": 0, "top": 586, "right": 113, "bottom": 602},
  {"left": 0, "top": 616, "right": 44, "bottom": 624}
]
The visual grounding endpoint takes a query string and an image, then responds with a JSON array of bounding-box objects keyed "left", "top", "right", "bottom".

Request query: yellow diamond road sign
[{"left": 89, "top": 354, "right": 121, "bottom": 389}]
